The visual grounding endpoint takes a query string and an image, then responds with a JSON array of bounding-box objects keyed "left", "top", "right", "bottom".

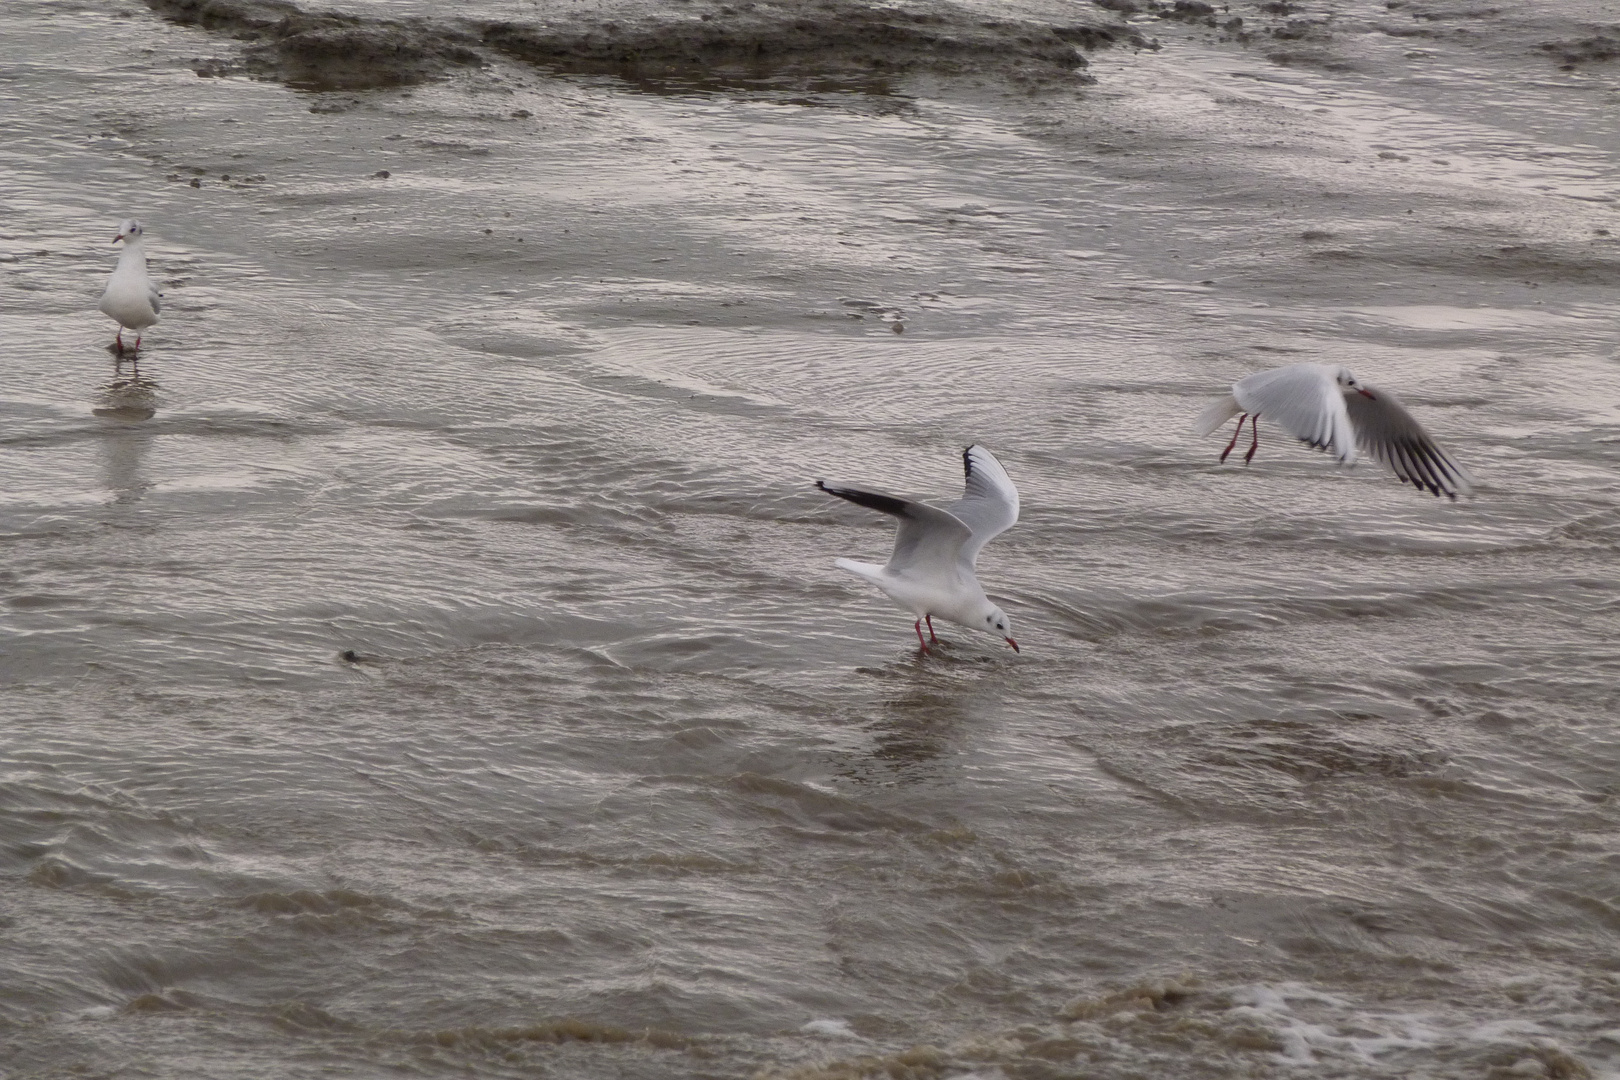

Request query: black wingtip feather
[{"left": 817, "top": 481, "right": 912, "bottom": 518}]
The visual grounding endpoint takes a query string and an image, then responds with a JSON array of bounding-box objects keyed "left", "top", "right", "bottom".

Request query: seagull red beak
[
  {"left": 1357, "top": 388, "right": 1375, "bottom": 398},
  {"left": 1005, "top": 637, "right": 1019, "bottom": 652},
  {"left": 112, "top": 234, "right": 122, "bottom": 243}
]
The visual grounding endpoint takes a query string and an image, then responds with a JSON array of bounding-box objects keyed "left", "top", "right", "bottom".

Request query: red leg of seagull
[
  {"left": 1219, "top": 414, "right": 1248, "bottom": 463},
  {"left": 115, "top": 329, "right": 124, "bottom": 351},
  {"left": 133, "top": 333, "right": 142, "bottom": 351},
  {"left": 914, "top": 619, "right": 931, "bottom": 653},
  {"left": 925, "top": 615, "right": 939, "bottom": 644},
  {"left": 1244, "top": 413, "right": 1260, "bottom": 464}
]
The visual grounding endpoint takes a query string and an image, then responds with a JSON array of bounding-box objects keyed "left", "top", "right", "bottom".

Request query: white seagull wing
[
  {"left": 816, "top": 482, "right": 973, "bottom": 578},
  {"left": 943, "top": 444, "right": 1019, "bottom": 568},
  {"left": 1234, "top": 363, "right": 1355, "bottom": 464},
  {"left": 1343, "top": 383, "right": 1473, "bottom": 499}
]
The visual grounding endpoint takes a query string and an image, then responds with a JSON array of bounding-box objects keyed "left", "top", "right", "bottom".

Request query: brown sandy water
[{"left": 2, "top": 1, "right": 1619, "bottom": 1077}]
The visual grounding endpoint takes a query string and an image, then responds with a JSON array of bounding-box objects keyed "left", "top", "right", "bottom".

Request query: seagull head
[
  {"left": 113, "top": 219, "right": 143, "bottom": 244},
  {"left": 1333, "top": 365, "right": 1373, "bottom": 396},
  {"left": 981, "top": 605, "right": 1018, "bottom": 652}
]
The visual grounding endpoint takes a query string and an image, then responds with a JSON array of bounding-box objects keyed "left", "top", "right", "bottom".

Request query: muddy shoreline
[
  {"left": 147, "top": 0, "right": 1145, "bottom": 90},
  {"left": 145, "top": 0, "right": 1620, "bottom": 95}
]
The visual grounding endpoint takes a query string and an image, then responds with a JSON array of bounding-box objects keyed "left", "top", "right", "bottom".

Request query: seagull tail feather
[
  {"left": 833, "top": 558, "right": 885, "bottom": 580},
  {"left": 1193, "top": 394, "right": 1243, "bottom": 436}
]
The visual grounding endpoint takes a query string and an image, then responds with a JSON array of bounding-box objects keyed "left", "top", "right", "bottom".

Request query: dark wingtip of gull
[
  {"left": 817, "top": 481, "right": 911, "bottom": 518},
  {"left": 1385, "top": 435, "right": 1470, "bottom": 499}
]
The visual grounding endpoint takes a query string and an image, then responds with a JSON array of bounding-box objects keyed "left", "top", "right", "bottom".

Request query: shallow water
[{"left": 3, "top": 1, "right": 1620, "bottom": 1077}]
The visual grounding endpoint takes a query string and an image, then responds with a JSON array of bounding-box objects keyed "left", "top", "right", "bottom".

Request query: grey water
[{"left": 2, "top": 1, "right": 1619, "bottom": 1076}]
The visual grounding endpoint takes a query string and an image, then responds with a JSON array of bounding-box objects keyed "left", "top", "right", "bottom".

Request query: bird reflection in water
[
  {"left": 93, "top": 355, "right": 158, "bottom": 504},
  {"left": 861, "top": 684, "right": 973, "bottom": 778},
  {"left": 95, "top": 349, "right": 158, "bottom": 420}
]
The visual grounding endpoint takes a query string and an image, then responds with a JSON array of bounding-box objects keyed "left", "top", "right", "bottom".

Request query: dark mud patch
[
  {"left": 1123, "top": 1, "right": 1357, "bottom": 68},
  {"left": 145, "top": 0, "right": 1141, "bottom": 93},
  {"left": 1378, "top": 1, "right": 1620, "bottom": 70},
  {"left": 1299, "top": 239, "right": 1620, "bottom": 287},
  {"left": 478, "top": 2, "right": 1129, "bottom": 88},
  {"left": 1265, "top": 48, "right": 1358, "bottom": 71},
  {"left": 1540, "top": 33, "right": 1620, "bottom": 69},
  {"left": 1470, "top": 243, "right": 1620, "bottom": 285},
  {"left": 1157, "top": 1, "right": 1218, "bottom": 25},
  {"left": 146, "top": 0, "right": 481, "bottom": 89},
  {"left": 1267, "top": 17, "right": 1335, "bottom": 42},
  {"left": 1133, "top": 0, "right": 1620, "bottom": 78}
]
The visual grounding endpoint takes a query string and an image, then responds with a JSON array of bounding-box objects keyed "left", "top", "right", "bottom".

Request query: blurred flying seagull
[
  {"left": 817, "top": 444, "right": 1021, "bottom": 653},
  {"left": 100, "top": 219, "right": 161, "bottom": 353},
  {"left": 1194, "top": 362, "right": 1473, "bottom": 499}
]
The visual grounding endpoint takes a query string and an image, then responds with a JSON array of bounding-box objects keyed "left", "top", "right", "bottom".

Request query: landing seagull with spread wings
[
  {"left": 817, "top": 444, "right": 1021, "bottom": 653},
  {"left": 1194, "top": 362, "right": 1474, "bottom": 499}
]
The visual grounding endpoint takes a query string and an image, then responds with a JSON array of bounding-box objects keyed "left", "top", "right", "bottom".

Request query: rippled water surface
[{"left": 3, "top": 1, "right": 1620, "bottom": 1077}]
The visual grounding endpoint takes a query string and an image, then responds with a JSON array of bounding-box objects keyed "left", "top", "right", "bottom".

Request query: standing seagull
[
  {"left": 100, "top": 219, "right": 160, "bottom": 353},
  {"left": 1195, "top": 362, "right": 1473, "bottom": 499},
  {"left": 817, "top": 444, "right": 1021, "bottom": 653}
]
